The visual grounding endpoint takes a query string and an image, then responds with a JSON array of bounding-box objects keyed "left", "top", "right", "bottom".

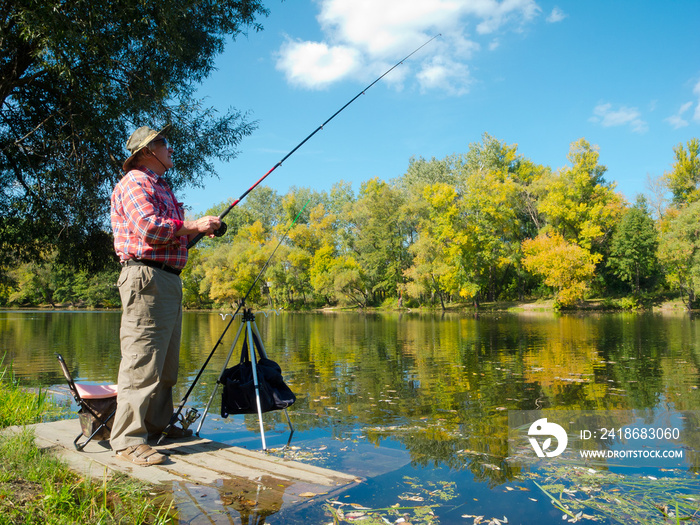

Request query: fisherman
[{"left": 110, "top": 125, "right": 222, "bottom": 466}]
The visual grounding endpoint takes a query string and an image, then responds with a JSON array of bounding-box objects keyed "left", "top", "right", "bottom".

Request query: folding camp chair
[{"left": 55, "top": 353, "right": 118, "bottom": 451}]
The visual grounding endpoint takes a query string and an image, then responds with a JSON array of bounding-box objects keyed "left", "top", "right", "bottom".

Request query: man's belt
[{"left": 123, "top": 258, "right": 182, "bottom": 276}]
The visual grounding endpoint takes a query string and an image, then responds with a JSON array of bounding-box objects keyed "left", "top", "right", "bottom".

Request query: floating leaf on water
[{"left": 398, "top": 495, "right": 424, "bottom": 502}]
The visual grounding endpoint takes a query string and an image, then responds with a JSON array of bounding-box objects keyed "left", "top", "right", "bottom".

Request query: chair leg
[
  {"left": 73, "top": 408, "right": 116, "bottom": 451},
  {"left": 74, "top": 427, "right": 102, "bottom": 451},
  {"left": 283, "top": 408, "right": 295, "bottom": 448}
]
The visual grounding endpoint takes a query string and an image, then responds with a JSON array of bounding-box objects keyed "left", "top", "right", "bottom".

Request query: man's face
[{"left": 150, "top": 137, "right": 174, "bottom": 171}]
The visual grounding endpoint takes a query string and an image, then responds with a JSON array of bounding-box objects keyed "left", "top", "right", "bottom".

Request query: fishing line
[
  {"left": 188, "top": 33, "right": 441, "bottom": 249},
  {"left": 159, "top": 198, "right": 313, "bottom": 443}
]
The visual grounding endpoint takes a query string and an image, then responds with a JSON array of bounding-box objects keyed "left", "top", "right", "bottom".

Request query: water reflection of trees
[
  {"left": 256, "top": 311, "right": 700, "bottom": 482},
  {"left": 3, "top": 310, "right": 699, "bottom": 479}
]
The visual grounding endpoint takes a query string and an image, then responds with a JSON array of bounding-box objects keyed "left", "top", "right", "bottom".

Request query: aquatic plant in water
[{"left": 522, "top": 464, "right": 699, "bottom": 524}]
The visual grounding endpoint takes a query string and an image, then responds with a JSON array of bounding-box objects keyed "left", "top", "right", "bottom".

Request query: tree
[
  {"left": 608, "top": 196, "right": 658, "bottom": 293},
  {"left": 404, "top": 183, "right": 469, "bottom": 309},
  {"left": 664, "top": 138, "right": 700, "bottom": 206},
  {"left": 457, "top": 134, "right": 538, "bottom": 303},
  {"left": 522, "top": 232, "right": 601, "bottom": 308},
  {"left": 657, "top": 201, "right": 700, "bottom": 309},
  {"left": 538, "top": 138, "right": 624, "bottom": 251},
  {"left": 347, "top": 178, "right": 408, "bottom": 304},
  {"left": 200, "top": 221, "right": 269, "bottom": 306},
  {"left": 1, "top": 1, "right": 268, "bottom": 270}
]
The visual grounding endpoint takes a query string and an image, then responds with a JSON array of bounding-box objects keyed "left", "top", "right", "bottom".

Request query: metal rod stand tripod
[{"left": 196, "top": 307, "right": 294, "bottom": 450}]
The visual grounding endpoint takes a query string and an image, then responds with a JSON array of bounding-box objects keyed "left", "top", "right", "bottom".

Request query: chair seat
[{"left": 74, "top": 383, "right": 118, "bottom": 400}]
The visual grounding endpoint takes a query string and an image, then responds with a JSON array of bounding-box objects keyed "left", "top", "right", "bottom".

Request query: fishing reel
[
  {"left": 178, "top": 407, "right": 201, "bottom": 430},
  {"left": 213, "top": 221, "right": 227, "bottom": 237}
]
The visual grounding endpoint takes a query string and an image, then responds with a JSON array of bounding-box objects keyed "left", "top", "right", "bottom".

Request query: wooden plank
[{"left": 6, "top": 419, "right": 361, "bottom": 515}]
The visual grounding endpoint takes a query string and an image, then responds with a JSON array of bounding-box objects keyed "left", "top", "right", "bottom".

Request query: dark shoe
[
  {"left": 150, "top": 425, "right": 193, "bottom": 440},
  {"left": 166, "top": 425, "right": 193, "bottom": 438}
]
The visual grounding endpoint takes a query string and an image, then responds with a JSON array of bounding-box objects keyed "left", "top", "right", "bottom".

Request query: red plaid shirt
[{"left": 111, "top": 166, "right": 188, "bottom": 269}]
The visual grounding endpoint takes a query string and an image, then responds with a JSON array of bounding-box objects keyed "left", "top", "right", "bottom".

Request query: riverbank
[
  {"left": 3, "top": 292, "right": 694, "bottom": 314},
  {"left": 0, "top": 366, "right": 173, "bottom": 524},
  {"left": 317, "top": 293, "right": 694, "bottom": 314}
]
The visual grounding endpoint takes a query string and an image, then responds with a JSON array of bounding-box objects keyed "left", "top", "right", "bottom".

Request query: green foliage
[
  {"left": 0, "top": 367, "right": 52, "bottom": 428},
  {"left": 1, "top": 0, "right": 268, "bottom": 270},
  {"left": 608, "top": 195, "right": 659, "bottom": 293},
  {"left": 657, "top": 201, "right": 700, "bottom": 308},
  {"left": 0, "top": 1, "right": 693, "bottom": 311},
  {"left": 5, "top": 135, "right": 700, "bottom": 311},
  {"left": 348, "top": 178, "right": 408, "bottom": 304},
  {"left": 404, "top": 182, "right": 464, "bottom": 309},
  {"left": 538, "top": 138, "right": 624, "bottom": 251},
  {"left": 664, "top": 138, "right": 700, "bottom": 206},
  {"left": 2, "top": 253, "right": 119, "bottom": 308},
  {"left": 0, "top": 427, "right": 174, "bottom": 524}
]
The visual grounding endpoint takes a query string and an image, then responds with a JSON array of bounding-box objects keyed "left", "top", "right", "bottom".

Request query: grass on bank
[{"left": 0, "top": 364, "right": 174, "bottom": 524}]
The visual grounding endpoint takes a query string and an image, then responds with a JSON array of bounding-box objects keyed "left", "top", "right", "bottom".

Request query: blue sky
[{"left": 182, "top": 0, "right": 700, "bottom": 215}]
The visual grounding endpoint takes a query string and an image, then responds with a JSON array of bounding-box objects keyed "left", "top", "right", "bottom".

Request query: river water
[{"left": 1, "top": 309, "right": 699, "bottom": 524}]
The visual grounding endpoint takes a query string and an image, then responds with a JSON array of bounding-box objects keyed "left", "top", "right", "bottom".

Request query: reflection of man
[{"left": 110, "top": 126, "right": 221, "bottom": 466}]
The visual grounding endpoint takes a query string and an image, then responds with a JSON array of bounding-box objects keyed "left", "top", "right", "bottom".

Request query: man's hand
[{"left": 177, "top": 216, "right": 222, "bottom": 238}]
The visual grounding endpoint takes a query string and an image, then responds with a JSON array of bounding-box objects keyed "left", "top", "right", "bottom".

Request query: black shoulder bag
[{"left": 220, "top": 331, "right": 296, "bottom": 418}]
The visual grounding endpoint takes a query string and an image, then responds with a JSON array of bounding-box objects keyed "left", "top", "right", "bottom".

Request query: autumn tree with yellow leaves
[{"left": 522, "top": 232, "right": 601, "bottom": 307}]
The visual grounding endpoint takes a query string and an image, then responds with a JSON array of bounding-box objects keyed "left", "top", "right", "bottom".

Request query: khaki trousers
[{"left": 110, "top": 264, "right": 182, "bottom": 452}]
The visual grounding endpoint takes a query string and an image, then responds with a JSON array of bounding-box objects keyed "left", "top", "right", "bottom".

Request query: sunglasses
[{"left": 151, "top": 137, "right": 169, "bottom": 148}]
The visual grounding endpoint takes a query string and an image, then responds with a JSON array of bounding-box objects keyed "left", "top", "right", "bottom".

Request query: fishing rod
[
  {"left": 158, "top": 198, "right": 312, "bottom": 444},
  {"left": 188, "top": 33, "right": 441, "bottom": 249}
]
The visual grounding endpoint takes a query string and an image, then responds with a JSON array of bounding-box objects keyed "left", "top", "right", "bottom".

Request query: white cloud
[
  {"left": 590, "top": 103, "right": 648, "bottom": 134},
  {"left": 276, "top": 40, "right": 361, "bottom": 89},
  {"left": 664, "top": 78, "right": 700, "bottom": 128},
  {"left": 416, "top": 56, "right": 472, "bottom": 96},
  {"left": 665, "top": 101, "right": 693, "bottom": 129},
  {"left": 275, "top": 0, "right": 540, "bottom": 93},
  {"left": 546, "top": 7, "right": 567, "bottom": 23}
]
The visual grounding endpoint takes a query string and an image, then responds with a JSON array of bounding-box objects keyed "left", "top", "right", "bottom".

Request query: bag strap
[
  {"left": 239, "top": 327, "right": 267, "bottom": 365},
  {"left": 251, "top": 330, "right": 266, "bottom": 360},
  {"left": 239, "top": 332, "right": 251, "bottom": 364}
]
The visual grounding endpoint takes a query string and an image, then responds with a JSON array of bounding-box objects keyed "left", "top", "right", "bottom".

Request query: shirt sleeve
[{"left": 121, "top": 174, "right": 179, "bottom": 246}]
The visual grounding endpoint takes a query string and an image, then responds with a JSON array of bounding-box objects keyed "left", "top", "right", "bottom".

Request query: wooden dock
[{"left": 11, "top": 419, "right": 363, "bottom": 523}]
